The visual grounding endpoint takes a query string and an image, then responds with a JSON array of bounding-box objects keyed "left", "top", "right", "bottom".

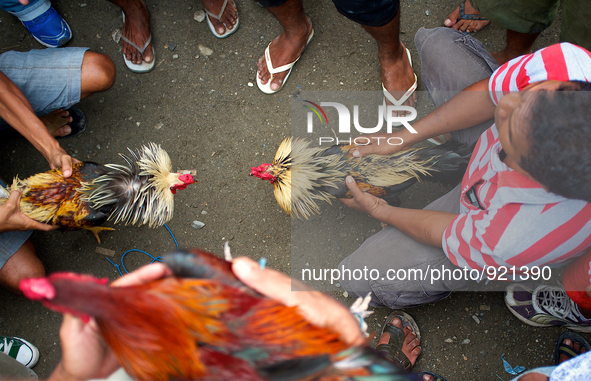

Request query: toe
[
  {"left": 270, "top": 78, "right": 283, "bottom": 91},
  {"left": 143, "top": 44, "right": 154, "bottom": 63},
  {"left": 51, "top": 125, "right": 71, "bottom": 138}
]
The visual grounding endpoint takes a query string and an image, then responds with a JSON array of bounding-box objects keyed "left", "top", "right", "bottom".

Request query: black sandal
[
  {"left": 375, "top": 311, "right": 421, "bottom": 371},
  {"left": 554, "top": 331, "right": 591, "bottom": 365}
]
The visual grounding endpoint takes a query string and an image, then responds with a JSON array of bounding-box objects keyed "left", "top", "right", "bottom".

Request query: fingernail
[
  {"left": 444, "top": 19, "right": 451, "bottom": 26},
  {"left": 346, "top": 176, "right": 353, "bottom": 183},
  {"left": 233, "top": 259, "right": 255, "bottom": 278},
  {"left": 352, "top": 149, "right": 360, "bottom": 157}
]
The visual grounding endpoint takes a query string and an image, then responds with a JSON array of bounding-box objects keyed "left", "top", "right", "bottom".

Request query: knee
[
  {"left": 0, "top": 240, "right": 45, "bottom": 294},
  {"left": 81, "top": 51, "right": 116, "bottom": 93},
  {"left": 414, "top": 27, "right": 461, "bottom": 59}
]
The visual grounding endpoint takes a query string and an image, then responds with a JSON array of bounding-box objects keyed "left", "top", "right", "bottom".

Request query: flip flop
[
  {"left": 382, "top": 47, "right": 417, "bottom": 124},
  {"left": 121, "top": 13, "right": 156, "bottom": 73},
  {"left": 206, "top": 0, "right": 240, "bottom": 38},
  {"left": 375, "top": 311, "right": 421, "bottom": 371},
  {"left": 418, "top": 371, "right": 448, "bottom": 381},
  {"left": 256, "top": 29, "right": 314, "bottom": 95},
  {"left": 43, "top": 107, "right": 86, "bottom": 139},
  {"left": 554, "top": 331, "right": 591, "bottom": 365},
  {"left": 445, "top": 0, "right": 489, "bottom": 35}
]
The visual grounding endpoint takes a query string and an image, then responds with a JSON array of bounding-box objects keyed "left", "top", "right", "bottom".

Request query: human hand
[
  {"left": 349, "top": 132, "right": 409, "bottom": 158},
  {"left": 232, "top": 257, "right": 365, "bottom": 346},
  {"left": 46, "top": 147, "right": 80, "bottom": 178},
  {"left": 49, "top": 264, "right": 173, "bottom": 381},
  {"left": 339, "top": 176, "right": 388, "bottom": 216},
  {"left": 0, "top": 190, "right": 58, "bottom": 232}
]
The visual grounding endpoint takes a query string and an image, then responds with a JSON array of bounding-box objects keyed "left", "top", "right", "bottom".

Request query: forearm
[
  {"left": 399, "top": 78, "right": 496, "bottom": 147},
  {"left": 0, "top": 72, "right": 64, "bottom": 162},
  {"left": 370, "top": 205, "right": 457, "bottom": 247}
]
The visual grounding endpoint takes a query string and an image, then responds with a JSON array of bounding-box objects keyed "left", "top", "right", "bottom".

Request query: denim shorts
[
  {"left": 0, "top": 47, "right": 88, "bottom": 128},
  {"left": 0, "top": 179, "right": 32, "bottom": 270},
  {"left": 256, "top": 0, "right": 399, "bottom": 27}
]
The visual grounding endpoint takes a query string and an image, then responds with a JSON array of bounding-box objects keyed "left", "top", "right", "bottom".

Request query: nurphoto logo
[{"left": 303, "top": 100, "right": 417, "bottom": 146}]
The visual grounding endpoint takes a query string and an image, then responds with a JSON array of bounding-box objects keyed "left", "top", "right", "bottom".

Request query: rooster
[
  {"left": 0, "top": 143, "right": 194, "bottom": 242},
  {"left": 251, "top": 137, "right": 473, "bottom": 219},
  {"left": 20, "top": 249, "right": 416, "bottom": 381}
]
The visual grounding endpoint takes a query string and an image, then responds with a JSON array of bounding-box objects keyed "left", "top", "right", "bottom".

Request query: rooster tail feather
[
  {"left": 162, "top": 250, "right": 247, "bottom": 290},
  {"left": 257, "top": 355, "right": 332, "bottom": 381},
  {"left": 415, "top": 141, "right": 475, "bottom": 186},
  {"left": 331, "top": 346, "right": 419, "bottom": 381},
  {"left": 83, "top": 144, "right": 175, "bottom": 227}
]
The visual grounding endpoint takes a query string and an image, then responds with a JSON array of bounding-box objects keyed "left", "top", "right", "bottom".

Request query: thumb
[
  {"left": 7, "top": 189, "right": 22, "bottom": 203},
  {"left": 351, "top": 145, "right": 373, "bottom": 158},
  {"left": 345, "top": 176, "right": 363, "bottom": 197},
  {"left": 61, "top": 156, "right": 72, "bottom": 178},
  {"left": 232, "top": 257, "right": 261, "bottom": 284}
]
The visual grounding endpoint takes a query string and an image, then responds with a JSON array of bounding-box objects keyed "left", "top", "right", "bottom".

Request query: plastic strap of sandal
[
  {"left": 264, "top": 43, "right": 297, "bottom": 75},
  {"left": 206, "top": 0, "right": 229, "bottom": 21},
  {"left": 558, "top": 344, "right": 579, "bottom": 359},
  {"left": 120, "top": 34, "right": 152, "bottom": 57},
  {"left": 383, "top": 74, "right": 417, "bottom": 106},
  {"left": 459, "top": 0, "right": 487, "bottom": 20}
]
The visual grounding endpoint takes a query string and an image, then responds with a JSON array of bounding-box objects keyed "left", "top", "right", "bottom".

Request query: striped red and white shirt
[{"left": 442, "top": 43, "right": 591, "bottom": 271}]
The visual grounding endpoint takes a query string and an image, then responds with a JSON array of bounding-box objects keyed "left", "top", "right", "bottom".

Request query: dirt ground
[{"left": 1, "top": 0, "right": 589, "bottom": 379}]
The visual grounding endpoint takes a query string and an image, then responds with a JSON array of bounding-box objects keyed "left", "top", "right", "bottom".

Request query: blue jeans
[{"left": 0, "top": 0, "right": 50, "bottom": 22}]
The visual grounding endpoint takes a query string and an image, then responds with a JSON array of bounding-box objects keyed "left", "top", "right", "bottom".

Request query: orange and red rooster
[
  {"left": 252, "top": 137, "right": 473, "bottom": 219},
  {"left": 0, "top": 143, "right": 194, "bottom": 241},
  {"left": 20, "top": 249, "right": 416, "bottom": 381}
]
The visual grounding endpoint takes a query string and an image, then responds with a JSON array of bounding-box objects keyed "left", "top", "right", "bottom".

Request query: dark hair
[{"left": 520, "top": 84, "right": 591, "bottom": 202}]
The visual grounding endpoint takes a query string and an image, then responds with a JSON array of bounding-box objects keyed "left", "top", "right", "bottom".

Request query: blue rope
[{"left": 104, "top": 223, "right": 178, "bottom": 276}]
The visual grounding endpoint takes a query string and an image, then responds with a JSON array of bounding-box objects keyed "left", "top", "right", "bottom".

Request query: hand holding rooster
[
  {"left": 0, "top": 190, "right": 57, "bottom": 233},
  {"left": 339, "top": 176, "right": 389, "bottom": 217},
  {"left": 48, "top": 264, "right": 174, "bottom": 381},
  {"left": 46, "top": 257, "right": 365, "bottom": 381}
]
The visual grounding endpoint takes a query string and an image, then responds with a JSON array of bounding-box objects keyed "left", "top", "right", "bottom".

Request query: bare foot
[
  {"left": 444, "top": 1, "right": 489, "bottom": 33},
  {"left": 40, "top": 109, "right": 73, "bottom": 138},
  {"left": 376, "top": 316, "right": 421, "bottom": 369},
  {"left": 121, "top": 0, "right": 153, "bottom": 65},
  {"left": 257, "top": 17, "right": 313, "bottom": 92},
  {"left": 201, "top": 0, "right": 238, "bottom": 35},
  {"left": 381, "top": 42, "right": 417, "bottom": 109}
]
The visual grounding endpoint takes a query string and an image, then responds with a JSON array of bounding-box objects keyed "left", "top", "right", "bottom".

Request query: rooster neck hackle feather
[
  {"left": 262, "top": 137, "right": 469, "bottom": 220},
  {"left": 83, "top": 143, "right": 178, "bottom": 227}
]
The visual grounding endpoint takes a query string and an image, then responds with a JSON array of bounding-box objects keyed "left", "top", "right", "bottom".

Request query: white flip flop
[
  {"left": 121, "top": 13, "right": 155, "bottom": 73},
  {"left": 206, "top": 0, "right": 239, "bottom": 38},
  {"left": 256, "top": 30, "right": 314, "bottom": 95},
  {"left": 383, "top": 47, "right": 417, "bottom": 124}
]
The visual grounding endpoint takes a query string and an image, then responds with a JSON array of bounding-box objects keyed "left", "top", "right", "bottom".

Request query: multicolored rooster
[
  {"left": 0, "top": 143, "right": 194, "bottom": 241},
  {"left": 251, "top": 137, "right": 473, "bottom": 219},
  {"left": 20, "top": 249, "right": 416, "bottom": 381}
]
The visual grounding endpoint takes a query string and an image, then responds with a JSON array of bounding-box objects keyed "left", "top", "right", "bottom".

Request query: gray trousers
[
  {"left": 0, "top": 353, "right": 37, "bottom": 380},
  {"left": 339, "top": 27, "right": 500, "bottom": 309}
]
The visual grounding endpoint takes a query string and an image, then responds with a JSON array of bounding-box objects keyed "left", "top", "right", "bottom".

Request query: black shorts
[{"left": 256, "top": 0, "right": 400, "bottom": 27}]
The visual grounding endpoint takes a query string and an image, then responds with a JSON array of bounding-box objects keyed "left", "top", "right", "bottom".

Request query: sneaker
[
  {"left": 505, "top": 282, "right": 591, "bottom": 333},
  {"left": 0, "top": 336, "right": 39, "bottom": 368},
  {"left": 20, "top": 6, "right": 71, "bottom": 48}
]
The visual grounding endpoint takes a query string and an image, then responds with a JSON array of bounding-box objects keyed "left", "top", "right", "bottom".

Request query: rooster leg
[{"left": 85, "top": 227, "right": 115, "bottom": 243}]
